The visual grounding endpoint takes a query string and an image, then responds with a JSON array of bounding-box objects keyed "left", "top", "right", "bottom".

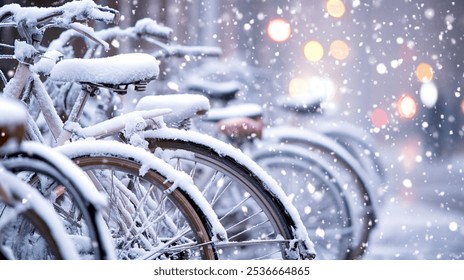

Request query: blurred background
[{"left": 2, "top": 0, "right": 464, "bottom": 160}]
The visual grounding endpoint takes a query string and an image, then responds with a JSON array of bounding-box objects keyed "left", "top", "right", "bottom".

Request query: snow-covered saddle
[{"left": 50, "top": 53, "right": 160, "bottom": 93}]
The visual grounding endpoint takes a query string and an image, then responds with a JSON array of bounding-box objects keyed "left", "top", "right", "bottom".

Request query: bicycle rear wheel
[
  {"left": 144, "top": 128, "right": 316, "bottom": 260},
  {"left": 56, "top": 140, "right": 222, "bottom": 260},
  {"left": 0, "top": 169, "right": 79, "bottom": 259}
]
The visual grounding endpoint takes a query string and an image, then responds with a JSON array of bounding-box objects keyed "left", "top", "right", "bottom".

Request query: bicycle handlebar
[
  {"left": 152, "top": 44, "right": 222, "bottom": 60},
  {"left": 46, "top": 16, "right": 220, "bottom": 61},
  {"left": 133, "top": 18, "right": 172, "bottom": 41},
  {"left": 0, "top": 1, "right": 119, "bottom": 26},
  {"left": 0, "top": 1, "right": 119, "bottom": 47},
  {"left": 46, "top": 17, "right": 171, "bottom": 55}
]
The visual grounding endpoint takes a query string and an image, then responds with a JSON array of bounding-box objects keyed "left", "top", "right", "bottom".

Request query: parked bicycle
[
  {"left": 182, "top": 68, "right": 380, "bottom": 259},
  {"left": 0, "top": 1, "right": 228, "bottom": 260},
  {"left": 57, "top": 20, "right": 373, "bottom": 259},
  {"left": 74, "top": 23, "right": 357, "bottom": 259},
  {"left": 33, "top": 16, "right": 317, "bottom": 259},
  {"left": 0, "top": 96, "right": 114, "bottom": 259}
]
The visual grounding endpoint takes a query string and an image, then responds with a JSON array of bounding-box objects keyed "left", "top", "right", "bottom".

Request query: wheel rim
[{"left": 75, "top": 156, "right": 217, "bottom": 260}]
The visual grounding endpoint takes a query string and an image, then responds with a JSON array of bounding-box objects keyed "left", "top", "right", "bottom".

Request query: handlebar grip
[
  {"left": 0, "top": 4, "right": 18, "bottom": 23},
  {"left": 153, "top": 45, "right": 223, "bottom": 60},
  {"left": 88, "top": 6, "right": 120, "bottom": 25}
]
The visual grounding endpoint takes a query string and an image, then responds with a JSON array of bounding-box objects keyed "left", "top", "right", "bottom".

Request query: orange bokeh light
[
  {"left": 330, "top": 40, "right": 350, "bottom": 60},
  {"left": 415, "top": 62, "right": 434, "bottom": 82},
  {"left": 267, "top": 18, "right": 292, "bottom": 43}
]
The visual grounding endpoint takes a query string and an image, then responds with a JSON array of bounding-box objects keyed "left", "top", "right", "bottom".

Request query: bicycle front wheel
[
  {"left": 0, "top": 168, "right": 80, "bottom": 260},
  {"left": 1, "top": 141, "right": 114, "bottom": 259},
  {"left": 56, "top": 140, "right": 223, "bottom": 260}
]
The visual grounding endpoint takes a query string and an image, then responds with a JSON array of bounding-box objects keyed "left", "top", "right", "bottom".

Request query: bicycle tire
[
  {"left": 317, "top": 122, "right": 387, "bottom": 185},
  {"left": 250, "top": 143, "right": 354, "bottom": 259},
  {"left": 143, "top": 128, "right": 316, "bottom": 260},
  {"left": 264, "top": 126, "right": 378, "bottom": 258},
  {"left": 1, "top": 141, "right": 114, "bottom": 259},
  {"left": 56, "top": 140, "right": 223, "bottom": 260},
  {"left": 0, "top": 168, "right": 80, "bottom": 259}
]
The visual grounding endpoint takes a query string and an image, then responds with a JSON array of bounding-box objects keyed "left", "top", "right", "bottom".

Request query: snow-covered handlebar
[
  {"left": 0, "top": 0, "right": 119, "bottom": 26},
  {"left": 0, "top": 0, "right": 119, "bottom": 48}
]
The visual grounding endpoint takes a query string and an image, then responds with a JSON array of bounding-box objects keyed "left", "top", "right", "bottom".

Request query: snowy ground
[{"left": 362, "top": 135, "right": 464, "bottom": 260}]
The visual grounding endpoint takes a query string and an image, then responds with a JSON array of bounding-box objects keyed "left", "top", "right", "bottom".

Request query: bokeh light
[
  {"left": 288, "top": 76, "right": 336, "bottom": 102},
  {"left": 329, "top": 40, "right": 350, "bottom": 60},
  {"left": 326, "top": 0, "right": 346, "bottom": 18},
  {"left": 420, "top": 81, "right": 438, "bottom": 108},
  {"left": 304, "top": 41, "right": 324, "bottom": 62},
  {"left": 371, "top": 108, "right": 389, "bottom": 128},
  {"left": 266, "top": 18, "right": 292, "bottom": 43},
  {"left": 289, "top": 77, "right": 307, "bottom": 97},
  {"left": 397, "top": 94, "right": 417, "bottom": 119},
  {"left": 415, "top": 62, "right": 434, "bottom": 82}
]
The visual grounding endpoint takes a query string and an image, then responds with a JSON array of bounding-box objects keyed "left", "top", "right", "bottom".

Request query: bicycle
[
  {"left": 31, "top": 16, "right": 317, "bottom": 259},
  {"left": 0, "top": 96, "right": 81, "bottom": 259},
  {"left": 72, "top": 23, "right": 370, "bottom": 258},
  {"left": 0, "top": 1, "right": 228, "bottom": 260},
  {"left": 183, "top": 74, "right": 379, "bottom": 259},
  {"left": 273, "top": 93, "right": 387, "bottom": 187},
  {"left": 0, "top": 95, "right": 113, "bottom": 259}
]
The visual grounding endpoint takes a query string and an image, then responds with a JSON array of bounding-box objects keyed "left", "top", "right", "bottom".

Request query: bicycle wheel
[
  {"left": 144, "top": 128, "right": 316, "bottom": 260},
  {"left": 56, "top": 140, "right": 223, "bottom": 260},
  {"left": 250, "top": 143, "right": 354, "bottom": 259},
  {"left": 0, "top": 168, "right": 80, "bottom": 260},
  {"left": 1, "top": 141, "right": 114, "bottom": 259},
  {"left": 316, "top": 121, "right": 387, "bottom": 185},
  {"left": 264, "top": 126, "right": 378, "bottom": 259}
]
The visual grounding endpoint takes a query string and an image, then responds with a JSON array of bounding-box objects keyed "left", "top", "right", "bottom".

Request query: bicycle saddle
[
  {"left": 135, "top": 94, "right": 210, "bottom": 125},
  {"left": 276, "top": 95, "right": 323, "bottom": 114},
  {"left": 185, "top": 79, "right": 241, "bottom": 103},
  {"left": 203, "top": 103, "right": 263, "bottom": 122},
  {"left": 217, "top": 117, "right": 264, "bottom": 140},
  {"left": 50, "top": 53, "right": 160, "bottom": 93}
]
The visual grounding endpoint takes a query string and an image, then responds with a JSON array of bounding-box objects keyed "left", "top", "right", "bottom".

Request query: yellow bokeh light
[
  {"left": 329, "top": 40, "right": 350, "bottom": 60},
  {"left": 289, "top": 77, "right": 307, "bottom": 97},
  {"left": 304, "top": 41, "right": 324, "bottom": 62},
  {"left": 267, "top": 18, "right": 292, "bottom": 43},
  {"left": 326, "top": 0, "right": 346, "bottom": 18},
  {"left": 415, "top": 62, "right": 434, "bottom": 82}
]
